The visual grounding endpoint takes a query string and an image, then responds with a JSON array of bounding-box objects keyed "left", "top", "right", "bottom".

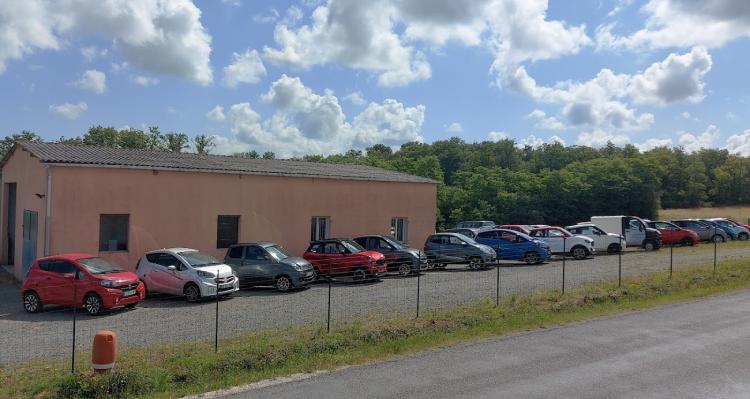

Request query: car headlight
[
  {"left": 293, "top": 264, "right": 304, "bottom": 271},
  {"left": 99, "top": 279, "right": 116, "bottom": 288},
  {"left": 196, "top": 270, "right": 216, "bottom": 279}
]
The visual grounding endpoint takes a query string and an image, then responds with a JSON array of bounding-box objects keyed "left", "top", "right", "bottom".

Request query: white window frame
[
  {"left": 311, "top": 216, "right": 331, "bottom": 241},
  {"left": 391, "top": 217, "right": 408, "bottom": 243}
]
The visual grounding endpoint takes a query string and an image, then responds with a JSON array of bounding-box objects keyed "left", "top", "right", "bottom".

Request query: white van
[{"left": 590, "top": 216, "right": 662, "bottom": 250}]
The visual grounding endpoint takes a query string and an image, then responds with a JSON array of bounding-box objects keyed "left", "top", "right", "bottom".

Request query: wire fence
[{"left": 1, "top": 233, "right": 749, "bottom": 372}]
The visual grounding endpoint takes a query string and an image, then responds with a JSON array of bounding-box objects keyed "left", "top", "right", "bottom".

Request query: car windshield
[
  {"left": 265, "top": 245, "right": 290, "bottom": 261},
  {"left": 77, "top": 257, "right": 125, "bottom": 274},
  {"left": 381, "top": 236, "right": 405, "bottom": 249},
  {"left": 457, "top": 234, "right": 479, "bottom": 245},
  {"left": 341, "top": 240, "right": 364, "bottom": 253},
  {"left": 179, "top": 251, "right": 221, "bottom": 267}
]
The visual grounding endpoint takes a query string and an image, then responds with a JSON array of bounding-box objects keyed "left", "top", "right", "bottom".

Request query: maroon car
[{"left": 303, "top": 239, "right": 387, "bottom": 280}]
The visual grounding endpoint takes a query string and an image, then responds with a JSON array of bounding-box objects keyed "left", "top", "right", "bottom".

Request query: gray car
[
  {"left": 670, "top": 219, "right": 728, "bottom": 243},
  {"left": 224, "top": 242, "right": 315, "bottom": 292},
  {"left": 353, "top": 235, "right": 427, "bottom": 276},
  {"left": 423, "top": 232, "right": 497, "bottom": 269},
  {"left": 443, "top": 228, "right": 480, "bottom": 239}
]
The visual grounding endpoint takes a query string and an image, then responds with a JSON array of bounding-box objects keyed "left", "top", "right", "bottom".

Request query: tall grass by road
[
  {"left": 3, "top": 259, "right": 750, "bottom": 399},
  {"left": 659, "top": 206, "right": 750, "bottom": 223}
]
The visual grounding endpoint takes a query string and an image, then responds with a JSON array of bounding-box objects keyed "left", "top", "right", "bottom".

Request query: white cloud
[
  {"left": 131, "top": 75, "right": 159, "bottom": 86},
  {"left": 637, "top": 137, "right": 673, "bottom": 151},
  {"left": 607, "top": 0, "right": 635, "bottom": 17},
  {"left": 516, "top": 134, "right": 566, "bottom": 148},
  {"left": 526, "top": 109, "right": 566, "bottom": 130},
  {"left": 628, "top": 46, "right": 712, "bottom": 105},
  {"left": 216, "top": 75, "right": 425, "bottom": 157},
  {"left": 725, "top": 129, "right": 750, "bottom": 156},
  {"left": 344, "top": 91, "right": 366, "bottom": 105},
  {"left": 678, "top": 125, "right": 720, "bottom": 153},
  {"left": 487, "top": 131, "right": 508, "bottom": 141},
  {"left": 445, "top": 122, "right": 463, "bottom": 133},
  {"left": 576, "top": 130, "right": 630, "bottom": 147},
  {"left": 49, "top": 102, "right": 88, "bottom": 119},
  {"left": 221, "top": 0, "right": 242, "bottom": 6},
  {"left": 726, "top": 111, "right": 737, "bottom": 120},
  {"left": 681, "top": 111, "right": 691, "bottom": 119},
  {"left": 71, "top": 69, "right": 106, "bottom": 94},
  {"left": 80, "top": 46, "right": 107, "bottom": 61},
  {"left": 206, "top": 105, "right": 226, "bottom": 121},
  {"left": 0, "top": 0, "right": 213, "bottom": 84},
  {"left": 596, "top": 0, "right": 750, "bottom": 51},
  {"left": 222, "top": 49, "right": 266, "bottom": 87}
]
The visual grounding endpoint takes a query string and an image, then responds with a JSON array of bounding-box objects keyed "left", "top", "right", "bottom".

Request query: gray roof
[{"left": 10, "top": 141, "right": 436, "bottom": 184}]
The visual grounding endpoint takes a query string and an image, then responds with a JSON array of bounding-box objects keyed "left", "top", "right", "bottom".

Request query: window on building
[
  {"left": 391, "top": 217, "right": 408, "bottom": 242},
  {"left": 99, "top": 214, "right": 129, "bottom": 251},
  {"left": 310, "top": 217, "right": 330, "bottom": 241},
  {"left": 217, "top": 215, "right": 240, "bottom": 249}
]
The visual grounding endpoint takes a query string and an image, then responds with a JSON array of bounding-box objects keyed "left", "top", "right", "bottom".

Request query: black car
[{"left": 353, "top": 235, "right": 427, "bottom": 276}]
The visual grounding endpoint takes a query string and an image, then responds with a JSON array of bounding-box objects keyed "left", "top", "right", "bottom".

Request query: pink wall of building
[{"left": 2, "top": 154, "right": 436, "bottom": 278}]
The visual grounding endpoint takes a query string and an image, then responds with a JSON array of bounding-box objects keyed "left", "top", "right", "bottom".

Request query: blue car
[
  {"left": 699, "top": 219, "right": 743, "bottom": 241},
  {"left": 476, "top": 229, "right": 551, "bottom": 264},
  {"left": 707, "top": 218, "right": 749, "bottom": 241}
]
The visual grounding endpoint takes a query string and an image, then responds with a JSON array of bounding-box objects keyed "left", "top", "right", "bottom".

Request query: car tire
[
  {"left": 523, "top": 251, "right": 541, "bottom": 265},
  {"left": 681, "top": 238, "right": 694, "bottom": 247},
  {"left": 397, "top": 262, "right": 411, "bottom": 276},
  {"left": 184, "top": 283, "right": 201, "bottom": 302},
  {"left": 607, "top": 243, "right": 622, "bottom": 254},
  {"left": 84, "top": 294, "right": 103, "bottom": 316},
  {"left": 712, "top": 234, "right": 725, "bottom": 243},
  {"left": 739, "top": 233, "right": 749, "bottom": 241},
  {"left": 468, "top": 257, "right": 482, "bottom": 269},
  {"left": 643, "top": 241, "right": 655, "bottom": 251},
  {"left": 125, "top": 303, "right": 137, "bottom": 309},
  {"left": 570, "top": 246, "right": 588, "bottom": 260},
  {"left": 276, "top": 275, "right": 292, "bottom": 292},
  {"left": 352, "top": 268, "right": 367, "bottom": 282},
  {"left": 435, "top": 263, "right": 448, "bottom": 270},
  {"left": 23, "top": 291, "right": 42, "bottom": 313}
]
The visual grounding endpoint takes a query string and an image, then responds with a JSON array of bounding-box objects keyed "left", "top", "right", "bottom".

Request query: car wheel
[
  {"left": 352, "top": 268, "right": 367, "bottom": 281},
  {"left": 397, "top": 262, "right": 411, "bottom": 276},
  {"left": 643, "top": 241, "right": 655, "bottom": 251},
  {"left": 468, "top": 257, "right": 482, "bottom": 269},
  {"left": 84, "top": 294, "right": 103, "bottom": 315},
  {"left": 184, "top": 283, "right": 201, "bottom": 302},
  {"left": 607, "top": 243, "right": 622, "bottom": 254},
  {"left": 681, "top": 238, "right": 694, "bottom": 247},
  {"left": 125, "top": 303, "right": 137, "bottom": 309},
  {"left": 523, "top": 251, "right": 540, "bottom": 265},
  {"left": 435, "top": 263, "right": 448, "bottom": 270},
  {"left": 23, "top": 291, "right": 42, "bottom": 313},
  {"left": 276, "top": 276, "right": 292, "bottom": 292},
  {"left": 739, "top": 233, "right": 749, "bottom": 241},
  {"left": 712, "top": 234, "right": 725, "bottom": 243},
  {"left": 571, "top": 246, "right": 588, "bottom": 260}
]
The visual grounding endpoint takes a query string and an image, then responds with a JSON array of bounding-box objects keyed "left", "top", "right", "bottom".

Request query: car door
[
  {"left": 625, "top": 218, "right": 645, "bottom": 246},
  {"left": 546, "top": 229, "right": 569, "bottom": 252},
  {"left": 149, "top": 253, "right": 186, "bottom": 295},
  {"left": 371, "top": 237, "right": 397, "bottom": 264},
  {"left": 498, "top": 231, "right": 521, "bottom": 260},
  {"left": 244, "top": 245, "right": 275, "bottom": 285},
  {"left": 224, "top": 245, "right": 245, "bottom": 273},
  {"left": 686, "top": 221, "right": 710, "bottom": 240},
  {"left": 476, "top": 230, "right": 500, "bottom": 256},
  {"left": 445, "top": 235, "right": 468, "bottom": 261},
  {"left": 45, "top": 260, "right": 77, "bottom": 306}
]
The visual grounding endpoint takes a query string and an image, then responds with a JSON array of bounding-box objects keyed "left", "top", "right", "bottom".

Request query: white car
[
  {"left": 136, "top": 248, "right": 239, "bottom": 301},
  {"left": 528, "top": 226, "right": 595, "bottom": 259},
  {"left": 565, "top": 223, "right": 624, "bottom": 254}
]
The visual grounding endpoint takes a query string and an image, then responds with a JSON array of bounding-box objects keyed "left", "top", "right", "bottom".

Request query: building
[{"left": 0, "top": 142, "right": 437, "bottom": 279}]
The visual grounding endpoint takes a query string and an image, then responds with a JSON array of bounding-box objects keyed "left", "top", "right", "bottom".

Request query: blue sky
[{"left": 1, "top": 0, "right": 749, "bottom": 157}]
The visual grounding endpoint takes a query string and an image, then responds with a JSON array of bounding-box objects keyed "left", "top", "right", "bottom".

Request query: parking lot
[{"left": 2, "top": 242, "right": 750, "bottom": 364}]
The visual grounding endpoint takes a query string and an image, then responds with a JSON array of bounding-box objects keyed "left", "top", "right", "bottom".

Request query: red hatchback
[
  {"left": 21, "top": 254, "right": 145, "bottom": 315},
  {"left": 646, "top": 221, "right": 700, "bottom": 246},
  {"left": 303, "top": 239, "right": 387, "bottom": 280}
]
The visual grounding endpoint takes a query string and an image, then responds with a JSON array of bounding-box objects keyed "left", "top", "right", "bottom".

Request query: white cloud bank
[
  {"left": 71, "top": 69, "right": 106, "bottom": 94},
  {"left": 0, "top": 0, "right": 212, "bottom": 84},
  {"left": 222, "top": 49, "right": 266, "bottom": 87},
  {"left": 49, "top": 101, "right": 88, "bottom": 119}
]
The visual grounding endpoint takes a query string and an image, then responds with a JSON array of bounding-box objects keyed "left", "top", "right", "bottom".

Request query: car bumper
[
  {"left": 198, "top": 278, "right": 240, "bottom": 297},
  {"left": 292, "top": 270, "right": 316, "bottom": 286},
  {"left": 100, "top": 282, "right": 146, "bottom": 309}
]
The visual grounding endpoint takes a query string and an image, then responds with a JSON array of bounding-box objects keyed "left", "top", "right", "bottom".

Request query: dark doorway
[
  {"left": 22, "top": 209, "right": 38, "bottom": 277},
  {"left": 5, "top": 183, "right": 16, "bottom": 265}
]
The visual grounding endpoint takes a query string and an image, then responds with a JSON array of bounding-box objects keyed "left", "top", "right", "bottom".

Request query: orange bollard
[{"left": 92, "top": 330, "right": 117, "bottom": 373}]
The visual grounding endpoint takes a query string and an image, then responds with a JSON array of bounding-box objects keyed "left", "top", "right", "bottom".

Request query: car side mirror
[
  {"left": 63, "top": 272, "right": 75, "bottom": 280},
  {"left": 167, "top": 265, "right": 177, "bottom": 271},
  {"left": 461, "top": 241, "right": 468, "bottom": 246}
]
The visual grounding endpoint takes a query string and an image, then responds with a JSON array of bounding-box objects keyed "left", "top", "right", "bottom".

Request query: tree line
[{"left": 2, "top": 130, "right": 748, "bottom": 229}]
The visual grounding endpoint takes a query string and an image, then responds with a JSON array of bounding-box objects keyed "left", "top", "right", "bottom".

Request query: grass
[
  {"left": 659, "top": 206, "right": 750, "bottom": 223},
  {"left": 4, "top": 260, "right": 750, "bottom": 399}
]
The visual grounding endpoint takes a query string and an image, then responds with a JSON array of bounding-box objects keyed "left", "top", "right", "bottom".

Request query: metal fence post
[
  {"left": 618, "top": 236, "right": 623, "bottom": 288},
  {"left": 713, "top": 226, "right": 718, "bottom": 275},
  {"left": 71, "top": 281, "right": 77, "bottom": 374},
  {"left": 326, "top": 277, "right": 332, "bottom": 333},
  {"left": 495, "top": 263, "right": 500, "bottom": 306},
  {"left": 416, "top": 259, "right": 422, "bottom": 318},
  {"left": 669, "top": 244, "right": 673, "bottom": 279},
  {"left": 214, "top": 274, "right": 219, "bottom": 353},
  {"left": 562, "top": 237, "right": 566, "bottom": 294}
]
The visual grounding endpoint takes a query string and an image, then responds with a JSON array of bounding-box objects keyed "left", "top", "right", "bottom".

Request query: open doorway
[{"left": 4, "top": 183, "right": 16, "bottom": 266}]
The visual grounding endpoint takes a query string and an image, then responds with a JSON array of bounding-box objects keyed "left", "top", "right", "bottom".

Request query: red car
[
  {"left": 303, "top": 239, "right": 387, "bottom": 280},
  {"left": 646, "top": 221, "right": 700, "bottom": 246},
  {"left": 497, "top": 225, "right": 532, "bottom": 235},
  {"left": 21, "top": 254, "right": 146, "bottom": 315}
]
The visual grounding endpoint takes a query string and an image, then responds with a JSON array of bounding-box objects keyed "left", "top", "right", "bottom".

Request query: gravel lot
[{"left": 2, "top": 241, "right": 749, "bottom": 364}]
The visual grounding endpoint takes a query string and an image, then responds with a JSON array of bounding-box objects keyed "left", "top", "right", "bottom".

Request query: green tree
[
  {"left": 0, "top": 131, "right": 42, "bottom": 159},
  {"left": 83, "top": 125, "right": 119, "bottom": 147},
  {"left": 164, "top": 132, "right": 189, "bottom": 153},
  {"left": 118, "top": 128, "right": 149, "bottom": 149},
  {"left": 235, "top": 151, "right": 260, "bottom": 159},
  {"left": 193, "top": 134, "right": 215, "bottom": 155},
  {"left": 262, "top": 151, "right": 276, "bottom": 159},
  {"left": 146, "top": 126, "right": 165, "bottom": 150}
]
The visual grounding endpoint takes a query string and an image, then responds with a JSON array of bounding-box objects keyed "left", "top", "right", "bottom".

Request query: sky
[{"left": 1, "top": 0, "right": 750, "bottom": 157}]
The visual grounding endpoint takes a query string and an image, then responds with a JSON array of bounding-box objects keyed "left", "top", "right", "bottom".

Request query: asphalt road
[
  {"left": 2, "top": 242, "right": 750, "bottom": 364},
  {"left": 223, "top": 290, "right": 750, "bottom": 399}
]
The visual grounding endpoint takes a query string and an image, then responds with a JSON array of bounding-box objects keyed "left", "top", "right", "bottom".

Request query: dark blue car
[{"left": 475, "top": 229, "right": 551, "bottom": 265}]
